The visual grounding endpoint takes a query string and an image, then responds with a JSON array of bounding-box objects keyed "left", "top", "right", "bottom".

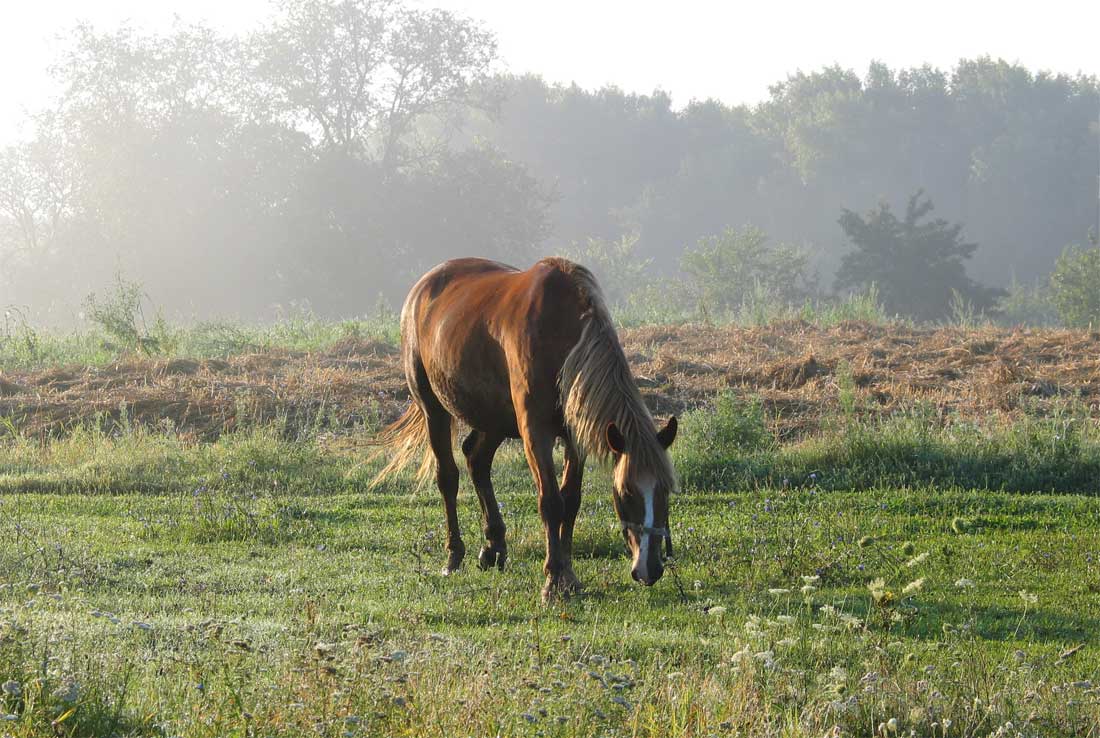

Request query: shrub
[
  {"left": 681, "top": 226, "right": 816, "bottom": 319},
  {"left": 673, "top": 391, "right": 774, "bottom": 488},
  {"left": 997, "top": 278, "right": 1059, "bottom": 327},
  {"left": 835, "top": 192, "right": 1003, "bottom": 322},
  {"left": 1049, "top": 243, "right": 1100, "bottom": 328},
  {"left": 82, "top": 273, "right": 176, "bottom": 355}
]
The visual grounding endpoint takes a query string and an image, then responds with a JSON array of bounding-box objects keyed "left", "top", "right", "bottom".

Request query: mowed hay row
[
  {"left": 1, "top": 324, "right": 1098, "bottom": 440},
  {"left": 0, "top": 340, "right": 408, "bottom": 440},
  {"left": 621, "top": 321, "right": 1100, "bottom": 439}
]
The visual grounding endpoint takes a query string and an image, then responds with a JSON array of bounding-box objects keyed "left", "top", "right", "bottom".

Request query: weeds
[{"left": 82, "top": 273, "right": 177, "bottom": 356}]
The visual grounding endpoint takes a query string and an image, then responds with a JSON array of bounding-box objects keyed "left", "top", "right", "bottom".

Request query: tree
[
  {"left": 0, "top": 108, "right": 85, "bottom": 258},
  {"left": 1049, "top": 242, "right": 1100, "bottom": 328},
  {"left": 254, "top": 0, "right": 496, "bottom": 162},
  {"left": 835, "top": 191, "right": 1002, "bottom": 321}
]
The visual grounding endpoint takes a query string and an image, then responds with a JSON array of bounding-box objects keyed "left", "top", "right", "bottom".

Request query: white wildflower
[
  {"left": 728, "top": 647, "right": 750, "bottom": 665},
  {"left": 1019, "top": 590, "right": 1038, "bottom": 605},
  {"left": 801, "top": 575, "right": 821, "bottom": 585},
  {"left": 768, "top": 588, "right": 791, "bottom": 595},
  {"left": 954, "top": 578, "right": 975, "bottom": 589},
  {"left": 51, "top": 678, "right": 80, "bottom": 704},
  {"left": 753, "top": 650, "right": 775, "bottom": 667},
  {"left": 905, "top": 552, "right": 929, "bottom": 568},
  {"left": 902, "top": 578, "right": 925, "bottom": 595},
  {"left": 839, "top": 613, "right": 863, "bottom": 629}
]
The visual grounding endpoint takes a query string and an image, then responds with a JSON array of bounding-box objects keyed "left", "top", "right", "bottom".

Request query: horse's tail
[{"left": 370, "top": 402, "right": 434, "bottom": 489}]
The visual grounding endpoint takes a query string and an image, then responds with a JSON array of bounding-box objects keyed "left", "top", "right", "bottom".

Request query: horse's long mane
[{"left": 556, "top": 263, "right": 676, "bottom": 491}]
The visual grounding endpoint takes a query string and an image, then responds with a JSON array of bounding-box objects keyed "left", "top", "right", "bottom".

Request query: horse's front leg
[
  {"left": 557, "top": 440, "right": 585, "bottom": 594},
  {"left": 520, "top": 426, "right": 569, "bottom": 603}
]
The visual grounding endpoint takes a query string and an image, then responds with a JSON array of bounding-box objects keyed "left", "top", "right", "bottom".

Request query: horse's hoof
[
  {"left": 442, "top": 545, "right": 465, "bottom": 575},
  {"left": 560, "top": 569, "right": 584, "bottom": 595},
  {"left": 540, "top": 574, "right": 578, "bottom": 604},
  {"left": 478, "top": 545, "right": 507, "bottom": 571}
]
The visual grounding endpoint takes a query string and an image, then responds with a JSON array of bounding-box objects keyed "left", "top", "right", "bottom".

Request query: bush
[
  {"left": 835, "top": 192, "right": 1003, "bottom": 322},
  {"left": 997, "top": 278, "right": 1059, "bottom": 327},
  {"left": 82, "top": 274, "right": 176, "bottom": 355},
  {"left": 673, "top": 391, "right": 775, "bottom": 488},
  {"left": 681, "top": 226, "right": 816, "bottom": 319},
  {"left": 1049, "top": 243, "right": 1100, "bottom": 328}
]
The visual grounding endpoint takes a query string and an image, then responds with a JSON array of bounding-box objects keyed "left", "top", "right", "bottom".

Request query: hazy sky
[{"left": 2, "top": 0, "right": 1098, "bottom": 143}]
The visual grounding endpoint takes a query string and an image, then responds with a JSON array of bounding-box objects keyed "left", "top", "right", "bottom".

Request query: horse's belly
[{"left": 426, "top": 351, "right": 520, "bottom": 438}]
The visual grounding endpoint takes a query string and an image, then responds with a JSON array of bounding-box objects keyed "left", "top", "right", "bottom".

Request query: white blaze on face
[{"left": 635, "top": 474, "right": 656, "bottom": 567}]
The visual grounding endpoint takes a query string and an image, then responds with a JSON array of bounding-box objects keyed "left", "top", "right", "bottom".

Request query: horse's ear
[
  {"left": 606, "top": 422, "right": 627, "bottom": 455},
  {"left": 657, "top": 416, "right": 678, "bottom": 449}
]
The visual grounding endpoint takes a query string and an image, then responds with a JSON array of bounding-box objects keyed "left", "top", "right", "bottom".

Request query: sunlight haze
[{"left": 3, "top": 0, "right": 1098, "bottom": 143}]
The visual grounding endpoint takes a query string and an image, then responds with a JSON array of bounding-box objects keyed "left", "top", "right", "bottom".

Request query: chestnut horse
[{"left": 372, "top": 257, "right": 678, "bottom": 601}]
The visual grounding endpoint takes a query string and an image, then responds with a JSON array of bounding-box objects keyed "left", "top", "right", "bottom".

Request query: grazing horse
[{"left": 372, "top": 257, "right": 678, "bottom": 601}]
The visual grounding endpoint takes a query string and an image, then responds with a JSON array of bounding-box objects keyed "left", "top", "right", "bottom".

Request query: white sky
[{"left": 2, "top": 0, "right": 1099, "bottom": 144}]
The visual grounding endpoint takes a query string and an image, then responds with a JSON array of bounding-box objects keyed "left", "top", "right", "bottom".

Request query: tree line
[{"left": 1, "top": 0, "right": 1097, "bottom": 325}]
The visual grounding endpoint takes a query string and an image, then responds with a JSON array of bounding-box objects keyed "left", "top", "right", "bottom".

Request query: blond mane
[{"left": 556, "top": 263, "right": 677, "bottom": 493}]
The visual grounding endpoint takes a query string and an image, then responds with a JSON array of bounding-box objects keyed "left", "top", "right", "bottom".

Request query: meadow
[{"left": 1, "top": 312, "right": 1099, "bottom": 737}]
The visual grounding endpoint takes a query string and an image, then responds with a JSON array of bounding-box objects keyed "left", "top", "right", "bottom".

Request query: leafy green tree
[
  {"left": 254, "top": 0, "right": 496, "bottom": 163},
  {"left": 681, "top": 226, "right": 816, "bottom": 316},
  {"left": 835, "top": 192, "right": 1002, "bottom": 321},
  {"left": 1049, "top": 243, "right": 1100, "bottom": 328}
]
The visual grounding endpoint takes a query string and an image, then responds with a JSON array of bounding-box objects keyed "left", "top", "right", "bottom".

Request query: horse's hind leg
[
  {"left": 425, "top": 409, "right": 465, "bottom": 575},
  {"left": 557, "top": 439, "right": 584, "bottom": 593},
  {"left": 462, "top": 430, "right": 507, "bottom": 571}
]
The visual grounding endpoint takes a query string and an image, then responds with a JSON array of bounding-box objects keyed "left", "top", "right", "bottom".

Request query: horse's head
[{"left": 606, "top": 416, "right": 678, "bottom": 586}]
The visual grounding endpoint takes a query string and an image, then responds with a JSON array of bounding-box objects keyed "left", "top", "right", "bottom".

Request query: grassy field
[
  {"left": 1, "top": 418, "right": 1099, "bottom": 737},
  {"left": 2, "top": 312, "right": 1100, "bottom": 736}
]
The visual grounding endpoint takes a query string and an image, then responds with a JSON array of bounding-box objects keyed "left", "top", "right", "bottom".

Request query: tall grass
[
  {"left": 0, "top": 307, "right": 401, "bottom": 371},
  {"left": 613, "top": 284, "right": 891, "bottom": 329},
  {"left": 4, "top": 395, "right": 1098, "bottom": 497},
  {"left": 673, "top": 391, "right": 1100, "bottom": 494}
]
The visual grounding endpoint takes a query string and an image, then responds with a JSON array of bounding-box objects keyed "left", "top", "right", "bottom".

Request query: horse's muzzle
[{"left": 631, "top": 561, "right": 664, "bottom": 586}]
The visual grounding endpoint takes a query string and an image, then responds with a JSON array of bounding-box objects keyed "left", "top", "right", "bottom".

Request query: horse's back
[{"left": 401, "top": 257, "right": 592, "bottom": 435}]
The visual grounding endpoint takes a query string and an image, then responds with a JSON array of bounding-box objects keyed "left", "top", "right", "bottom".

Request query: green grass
[
  {"left": 2, "top": 424, "right": 1099, "bottom": 736},
  {"left": 674, "top": 393, "right": 1100, "bottom": 494},
  {"left": 0, "top": 311, "right": 401, "bottom": 371},
  {"left": 611, "top": 284, "right": 893, "bottom": 329}
]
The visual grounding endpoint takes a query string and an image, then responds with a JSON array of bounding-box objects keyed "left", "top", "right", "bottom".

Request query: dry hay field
[{"left": 2, "top": 321, "right": 1098, "bottom": 441}]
